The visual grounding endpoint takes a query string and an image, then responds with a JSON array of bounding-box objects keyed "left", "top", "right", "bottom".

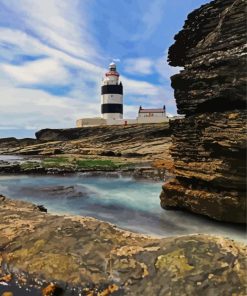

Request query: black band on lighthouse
[
  {"left": 101, "top": 84, "right": 123, "bottom": 95},
  {"left": 101, "top": 104, "right": 123, "bottom": 114}
]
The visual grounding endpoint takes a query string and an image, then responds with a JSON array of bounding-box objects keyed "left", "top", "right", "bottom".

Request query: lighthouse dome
[
  {"left": 109, "top": 62, "right": 117, "bottom": 70},
  {"left": 109, "top": 62, "right": 116, "bottom": 68},
  {"left": 106, "top": 61, "right": 119, "bottom": 78}
]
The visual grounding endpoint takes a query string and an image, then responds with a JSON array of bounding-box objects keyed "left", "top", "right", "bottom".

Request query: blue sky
[{"left": 0, "top": 0, "right": 208, "bottom": 138}]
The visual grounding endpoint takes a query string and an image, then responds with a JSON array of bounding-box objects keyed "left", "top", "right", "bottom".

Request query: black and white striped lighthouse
[{"left": 101, "top": 62, "right": 123, "bottom": 120}]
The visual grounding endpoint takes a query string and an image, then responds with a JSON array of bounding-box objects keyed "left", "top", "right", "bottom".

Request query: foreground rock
[
  {"left": 161, "top": 0, "right": 247, "bottom": 223},
  {"left": 0, "top": 195, "right": 246, "bottom": 295}
]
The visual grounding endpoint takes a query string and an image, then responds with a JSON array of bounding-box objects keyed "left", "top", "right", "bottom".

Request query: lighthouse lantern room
[{"left": 101, "top": 62, "right": 123, "bottom": 120}]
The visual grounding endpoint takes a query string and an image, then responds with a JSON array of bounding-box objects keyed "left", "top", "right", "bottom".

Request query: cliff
[
  {"left": 160, "top": 0, "right": 247, "bottom": 222},
  {"left": 0, "top": 195, "right": 246, "bottom": 295}
]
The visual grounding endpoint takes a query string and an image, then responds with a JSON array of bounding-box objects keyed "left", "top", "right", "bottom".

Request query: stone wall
[{"left": 160, "top": 0, "right": 247, "bottom": 223}]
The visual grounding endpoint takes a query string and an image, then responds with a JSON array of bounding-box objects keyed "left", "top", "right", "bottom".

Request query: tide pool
[{"left": 0, "top": 174, "right": 245, "bottom": 242}]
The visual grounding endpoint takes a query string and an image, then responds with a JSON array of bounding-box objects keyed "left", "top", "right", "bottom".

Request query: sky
[{"left": 0, "top": 0, "right": 209, "bottom": 138}]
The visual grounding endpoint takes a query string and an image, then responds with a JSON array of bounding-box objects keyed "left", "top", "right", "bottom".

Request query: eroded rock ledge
[
  {"left": 160, "top": 0, "right": 247, "bottom": 223},
  {"left": 0, "top": 195, "right": 246, "bottom": 295},
  {"left": 0, "top": 124, "right": 171, "bottom": 164}
]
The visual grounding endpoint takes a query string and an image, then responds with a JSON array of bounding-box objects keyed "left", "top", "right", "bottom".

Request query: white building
[{"left": 76, "top": 62, "right": 169, "bottom": 127}]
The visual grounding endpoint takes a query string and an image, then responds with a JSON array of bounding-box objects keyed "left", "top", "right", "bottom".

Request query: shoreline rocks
[
  {"left": 0, "top": 158, "right": 167, "bottom": 181},
  {"left": 0, "top": 124, "right": 171, "bottom": 165},
  {"left": 161, "top": 0, "right": 247, "bottom": 223},
  {"left": 0, "top": 195, "right": 246, "bottom": 295}
]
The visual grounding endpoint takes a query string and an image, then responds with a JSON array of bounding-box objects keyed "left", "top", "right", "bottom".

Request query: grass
[{"left": 42, "top": 157, "right": 72, "bottom": 168}]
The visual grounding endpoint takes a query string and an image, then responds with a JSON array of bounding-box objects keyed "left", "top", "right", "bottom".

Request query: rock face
[
  {"left": 0, "top": 137, "right": 36, "bottom": 148},
  {"left": 35, "top": 124, "right": 171, "bottom": 142},
  {"left": 0, "top": 196, "right": 246, "bottom": 295},
  {"left": 160, "top": 0, "right": 247, "bottom": 223},
  {"left": 0, "top": 124, "right": 172, "bottom": 166},
  {"left": 168, "top": 0, "right": 246, "bottom": 115}
]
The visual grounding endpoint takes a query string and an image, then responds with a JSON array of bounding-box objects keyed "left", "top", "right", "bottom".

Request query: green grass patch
[
  {"left": 20, "top": 161, "right": 40, "bottom": 170},
  {"left": 42, "top": 156, "right": 71, "bottom": 168}
]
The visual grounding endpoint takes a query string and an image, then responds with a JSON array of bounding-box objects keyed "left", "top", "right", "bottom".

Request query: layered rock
[
  {"left": 0, "top": 196, "right": 246, "bottom": 295},
  {"left": 168, "top": 0, "right": 246, "bottom": 115},
  {"left": 161, "top": 0, "right": 247, "bottom": 222},
  {"left": 35, "top": 124, "right": 171, "bottom": 142},
  {"left": 0, "top": 124, "right": 172, "bottom": 166}
]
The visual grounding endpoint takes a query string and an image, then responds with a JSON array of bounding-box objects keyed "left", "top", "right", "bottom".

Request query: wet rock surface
[
  {"left": 0, "top": 195, "right": 246, "bottom": 295},
  {"left": 161, "top": 0, "right": 247, "bottom": 223}
]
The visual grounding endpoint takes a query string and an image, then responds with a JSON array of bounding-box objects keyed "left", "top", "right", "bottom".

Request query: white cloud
[
  {"left": 123, "top": 105, "right": 139, "bottom": 119},
  {"left": 122, "top": 76, "right": 159, "bottom": 96},
  {"left": 0, "top": 27, "right": 105, "bottom": 80},
  {"left": 2, "top": 58, "right": 70, "bottom": 85},
  {"left": 0, "top": 27, "right": 164, "bottom": 96},
  {"left": 124, "top": 58, "right": 153, "bottom": 75},
  {"left": 0, "top": 85, "right": 97, "bottom": 130},
  {"left": 155, "top": 52, "right": 182, "bottom": 82},
  {"left": 1, "top": 0, "right": 99, "bottom": 60},
  {"left": 0, "top": 1, "right": 177, "bottom": 132}
]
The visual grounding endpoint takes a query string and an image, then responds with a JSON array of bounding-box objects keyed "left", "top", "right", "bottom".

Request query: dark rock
[
  {"left": 123, "top": 152, "right": 142, "bottom": 158},
  {"left": 0, "top": 195, "right": 6, "bottom": 202},
  {"left": 168, "top": 0, "right": 247, "bottom": 115},
  {"left": 42, "top": 283, "right": 64, "bottom": 296},
  {"left": 0, "top": 137, "right": 36, "bottom": 148},
  {"left": 161, "top": 0, "right": 247, "bottom": 223},
  {"left": 0, "top": 163, "right": 21, "bottom": 174},
  {"left": 100, "top": 150, "right": 116, "bottom": 156},
  {"left": 36, "top": 205, "right": 47, "bottom": 213},
  {"left": 0, "top": 137, "right": 19, "bottom": 147}
]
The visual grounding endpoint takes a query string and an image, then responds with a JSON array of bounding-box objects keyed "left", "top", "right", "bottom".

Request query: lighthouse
[
  {"left": 76, "top": 61, "right": 170, "bottom": 127},
  {"left": 101, "top": 62, "right": 123, "bottom": 120}
]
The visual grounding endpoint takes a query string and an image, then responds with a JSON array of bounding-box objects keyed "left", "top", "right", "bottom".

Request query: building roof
[{"left": 139, "top": 108, "right": 165, "bottom": 113}]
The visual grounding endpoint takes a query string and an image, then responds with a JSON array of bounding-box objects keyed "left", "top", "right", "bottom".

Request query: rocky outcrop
[
  {"left": 35, "top": 124, "right": 171, "bottom": 142},
  {"left": 168, "top": 0, "right": 246, "bottom": 115},
  {"left": 160, "top": 0, "right": 247, "bottom": 223},
  {"left": 0, "top": 124, "right": 172, "bottom": 167},
  {"left": 0, "top": 196, "right": 246, "bottom": 295},
  {"left": 0, "top": 137, "right": 36, "bottom": 148}
]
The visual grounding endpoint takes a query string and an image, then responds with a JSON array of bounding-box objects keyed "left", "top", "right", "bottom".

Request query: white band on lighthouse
[{"left": 101, "top": 62, "right": 123, "bottom": 120}]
